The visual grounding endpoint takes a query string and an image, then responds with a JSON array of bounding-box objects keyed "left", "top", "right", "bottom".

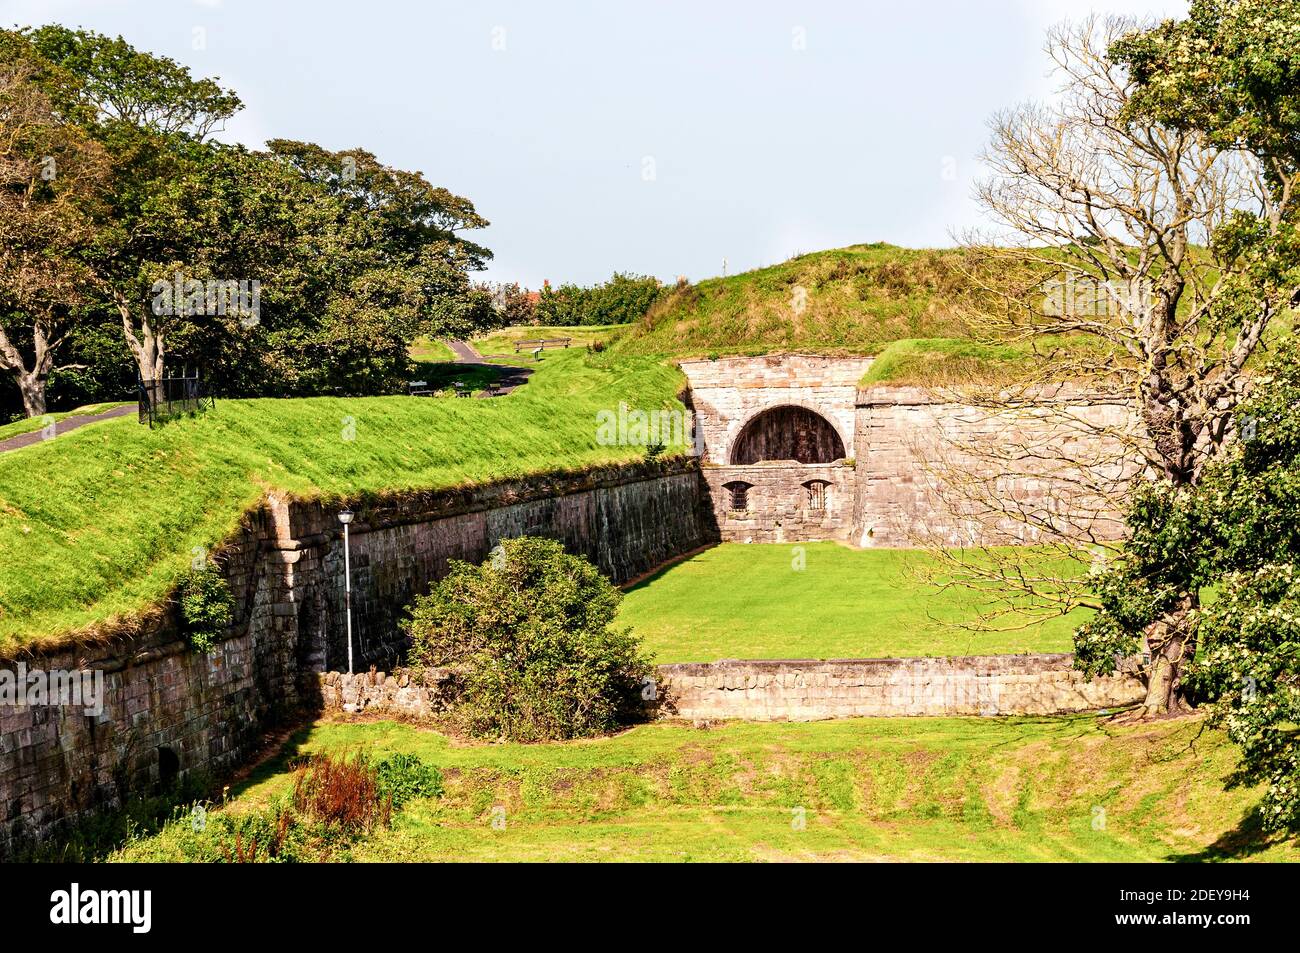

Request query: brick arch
[{"left": 728, "top": 403, "right": 849, "bottom": 465}]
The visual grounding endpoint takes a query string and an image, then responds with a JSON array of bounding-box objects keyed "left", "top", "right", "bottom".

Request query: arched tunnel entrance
[{"left": 730, "top": 405, "right": 846, "bottom": 464}]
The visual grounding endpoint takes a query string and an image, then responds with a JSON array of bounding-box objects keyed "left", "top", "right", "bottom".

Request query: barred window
[
  {"left": 804, "top": 480, "right": 828, "bottom": 511},
  {"left": 724, "top": 481, "right": 751, "bottom": 512}
]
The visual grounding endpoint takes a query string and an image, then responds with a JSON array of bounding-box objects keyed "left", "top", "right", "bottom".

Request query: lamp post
[{"left": 338, "top": 509, "right": 354, "bottom": 674}]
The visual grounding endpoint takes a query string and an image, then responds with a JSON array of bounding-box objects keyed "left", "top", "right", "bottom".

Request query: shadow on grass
[{"left": 1165, "top": 807, "right": 1296, "bottom": 862}]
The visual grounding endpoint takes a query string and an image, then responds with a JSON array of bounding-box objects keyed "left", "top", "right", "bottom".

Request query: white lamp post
[{"left": 338, "top": 508, "right": 354, "bottom": 674}]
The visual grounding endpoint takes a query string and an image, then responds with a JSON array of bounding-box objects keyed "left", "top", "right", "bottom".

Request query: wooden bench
[
  {"left": 513, "top": 337, "right": 572, "bottom": 353},
  {"left": 408, "top": 380, "right": 433, "bottom": 396}
]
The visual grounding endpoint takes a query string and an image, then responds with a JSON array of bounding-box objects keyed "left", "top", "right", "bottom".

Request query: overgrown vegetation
[
  {"left": 0, "top": 350, "right": 687, "bottom": 651},
  {"left": 613, "top": 244, "right": 981, "bottom": 358},
  {"left": 99, "top": 751, "right": 443, "bottom": 862},
  {"left": 176, "top": 562, "right": 234, "bottom": 653},
  {"left": 403, "top": 536, "right": 653, "bottom": 741},
  {"left": 534, "top": 273, "right": 664, "bottom": 327}
]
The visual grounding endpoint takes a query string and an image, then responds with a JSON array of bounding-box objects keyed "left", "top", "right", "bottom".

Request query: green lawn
[
  {"left": 111, "top": 715, "right": 1297, "bottom": 862},
  {"left": 472, "top": 324, "right": 629, "bottom": 356},
  {"left": 620, "top": 542, "right": 1084, "bottom": 662},
  {"left": 409, "top": 337, "right": 455, "bottom": 363},
  {"left": 0, "top": 350, "right": 686, "bottom": 651}
]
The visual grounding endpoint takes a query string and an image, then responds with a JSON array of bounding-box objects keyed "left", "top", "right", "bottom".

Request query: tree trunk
[
  {"left": 1137, "top": 592, "right": 1198, "bottom": 718},
  {"left": 16, "top": 371, "right": 48, "bottom": 418}
]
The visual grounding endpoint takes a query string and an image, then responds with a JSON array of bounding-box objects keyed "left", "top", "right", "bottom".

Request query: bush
[
  {"left": 177, "top": 563, "right": 235, "bottom": 653},
  {"left": 535, "top": 273, "right": 662, "bottom": 326},
  {"left": 375, "top": 753, "right": 444, "bottom": 807},
  {"left": 402, "top": 536, "right": 653, "bottom": 741}
]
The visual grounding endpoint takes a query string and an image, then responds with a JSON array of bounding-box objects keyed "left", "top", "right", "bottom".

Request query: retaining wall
[{"left": 0, "top": 459, "right": 714, "bottom": 855}]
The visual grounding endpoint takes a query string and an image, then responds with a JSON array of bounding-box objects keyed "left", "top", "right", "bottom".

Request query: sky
[{"left": 3, "top": 0, "right": 1189, "bottom": 287}]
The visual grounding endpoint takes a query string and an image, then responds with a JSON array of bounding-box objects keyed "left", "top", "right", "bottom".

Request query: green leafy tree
[
  {"left": 1079, "top": 342, "right": 1300, "bottom": 828},
  {"left": 0, "top": 31, "right": 112, "bottom": 416},
  {"left": 535, "top": 273, "right": 662, "bottom": 326},
  {"left": 25, "top": 25, "right": 244, "bottom": 387},
  {"left": 402, "top": 536, "right": 653, "bottom": 742}
]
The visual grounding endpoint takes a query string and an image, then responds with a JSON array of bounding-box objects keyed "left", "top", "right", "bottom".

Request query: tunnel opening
[{"left": 730, "top": 406, "right": 846, "bottom": 465}]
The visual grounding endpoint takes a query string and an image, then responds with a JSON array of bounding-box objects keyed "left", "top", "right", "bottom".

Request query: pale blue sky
[{"left": 4, "top": 0, "right": 1187, "bottom": 286}]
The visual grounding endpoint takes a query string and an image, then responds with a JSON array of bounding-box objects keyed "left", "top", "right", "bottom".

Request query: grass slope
[
  {"left": 621, "top": 542, "right": 1083, "bottom": 662},
  {"left": 614, "top": 244, "right": 977, "bottom": 358},
  {"left": 0, "top": 402, "right": 130, "bottom": 441},
  {"left": 113, "top": 716, "right": 1297, "bottom": 862},
  {"left": 472, "top": 324, "right": 629, "bottom": 356},
  {"left": 0, "top": 350, "right": 685, "bottom": 651}
]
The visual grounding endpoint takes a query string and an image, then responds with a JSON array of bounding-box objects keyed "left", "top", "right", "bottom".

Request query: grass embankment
[
  {"left": 621, "top": 542, "right": 1084, "bottom": 662},
  {"left": 408, "top": 337, "right": 455, "bottom": 364},
  {"left": 113, "top": 716, "right": 1296, "bottom": 862},
  {"left": 614, "top": 244, "right": 978, "bottom": 359},
  {"left": 472, "top": 324, "right": 629, "bottom": 356},
  {"left": 0, "top": 402, "right": 130, "bottom": 441},
  {"left": 0, "top": 350, "right": 686, "bottom": 652}
]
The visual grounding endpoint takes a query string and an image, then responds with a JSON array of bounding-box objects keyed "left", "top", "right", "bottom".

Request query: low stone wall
[
  {"left": 312, "top": 656, "right": 1144, "bottom": 725},
  {"left": 658, "top": 655, "right": 1144, "bottom": 721},
  {"left": 316, "top": 669, "right": 456, "bottom": 720}
]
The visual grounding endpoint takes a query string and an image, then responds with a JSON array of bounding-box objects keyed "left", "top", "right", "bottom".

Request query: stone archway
[{"left": 730, "top": 405, "right": 847, "bottom": 465}]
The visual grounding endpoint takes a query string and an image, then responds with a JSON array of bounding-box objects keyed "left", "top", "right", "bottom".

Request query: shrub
[
  {"left": 177, "top": 563, "right": 235, "bottom": 653},
  {"left": 375, "top": 753, "right": 444, "bottom": 807},
  {"left": 291, "top": 753, "right": 392, "bottom": 833},
  {"left": 535, "top": 273, "right": 662, "bottom": 326},
  {"left": 402, "top": 536, "right": 653, "bottom": 741}
]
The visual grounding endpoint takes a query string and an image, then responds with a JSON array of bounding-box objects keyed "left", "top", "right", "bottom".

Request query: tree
[
  {"left": 0, "top": 32, "right": 110, "bottom": 416},
  {"left": 939, "top": 16, "right": 1298, "bottom": 716},
  {"left": 402, "top": 537, "right": 652, "bottom": 742},
  {"left": 1080, "top": 343, "right": 1300, "bottom": 829},
  {"left": 24, "top": 25, "right": 243, "bottom": 387}
]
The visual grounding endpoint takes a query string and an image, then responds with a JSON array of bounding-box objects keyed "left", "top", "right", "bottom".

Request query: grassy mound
[
  {"left": 112, "top": 716, "right": 1296, "bottom": 862},
  {"left": 621, "top": 542, "right": 1084, "bottom": 662},
  {"left": 0, "top": 350, "right": 686, "bottom": 652},
  {"left": 613, "top": 244, "right": 979, "bottom": 358}
]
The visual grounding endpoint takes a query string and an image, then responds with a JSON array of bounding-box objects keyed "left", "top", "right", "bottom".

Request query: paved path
[
  {"left": 444, "top": 340, "right": 533, "bottom": 396},
  {"left": 0, "top": 403, "right": 135, "bottom": 454},
  {"left": 447, "top": 339, "right": 484, "bottom": 362}
]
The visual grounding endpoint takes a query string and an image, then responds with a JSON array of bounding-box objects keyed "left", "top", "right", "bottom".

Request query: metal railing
[{"left": 138, "top": 370, "right": 215, "bottom": 427}]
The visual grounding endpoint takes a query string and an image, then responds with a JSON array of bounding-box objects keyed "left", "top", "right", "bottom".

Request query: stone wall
[
  {"left": 680, "top": 354, "right": 872, "bottom": 465},
  {"left": 701, "top": 462, "right": 856, "bottom": 543},
  {"left": 312, "top": 655, "right": 1143, "bottom": 724},
  {"left": 0, "top": 459, "right": 714, "bottom": 856},
  {"left": 658, "top": 655, "right": 1145, "bottom": 721},
  {"left": 853, "top": 386, "right": 1134, "bottom": 547}
]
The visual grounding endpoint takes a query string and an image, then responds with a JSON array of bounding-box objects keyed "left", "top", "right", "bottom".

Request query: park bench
[
  {"left": 408, "top": 380, "right": 433, "bottom": 396},
  {"left": 513, "top": 337, "right": 571, "bottom": 353}
]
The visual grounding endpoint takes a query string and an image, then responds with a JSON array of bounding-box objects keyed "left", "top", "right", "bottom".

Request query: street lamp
[{"left": 338, "top": 509, "right": 354, "bottom": 674}]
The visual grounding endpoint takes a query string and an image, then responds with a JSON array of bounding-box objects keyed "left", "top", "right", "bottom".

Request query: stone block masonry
[
  {"left": 0, "top": 458, "right": 716, "bottom": 856},
  {"left": 314, "top": 655, "right": 1144, "bottom": 724},
  {"left": 657, "top": 655, "right": 1144, "bottom": 721}
]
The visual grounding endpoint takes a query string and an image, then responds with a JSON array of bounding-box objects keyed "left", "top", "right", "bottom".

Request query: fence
[{"left": 138, "top": 370, "right": 215, "bottom": 427}]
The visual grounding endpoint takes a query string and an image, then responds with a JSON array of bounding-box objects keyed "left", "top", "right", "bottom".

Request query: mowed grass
[
  {"left": 112, "top": 716, "right": 1298, "bottom": 862},
  {"left": 472, "top": 324, "right": 630, "bottom": 356},
  {"left": 620, "top": 542, "right": 1084, "bottom": 662},
  {"left": 0, "top": 350, "right": 686, "bottom": 651}
]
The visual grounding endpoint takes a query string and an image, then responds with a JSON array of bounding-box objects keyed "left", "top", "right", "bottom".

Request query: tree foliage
[
  {"left": 402, "top": 536, "right": 653, "bottom": 742},
  {"left": 535, "top": 273, "right": 663, "bottom": 326},
  {"left": 1079, "top": 342, "right": 1300, "bottom": 829},
  {"left": 0, "top": 25, "right": 495, "bottom": 417}
]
